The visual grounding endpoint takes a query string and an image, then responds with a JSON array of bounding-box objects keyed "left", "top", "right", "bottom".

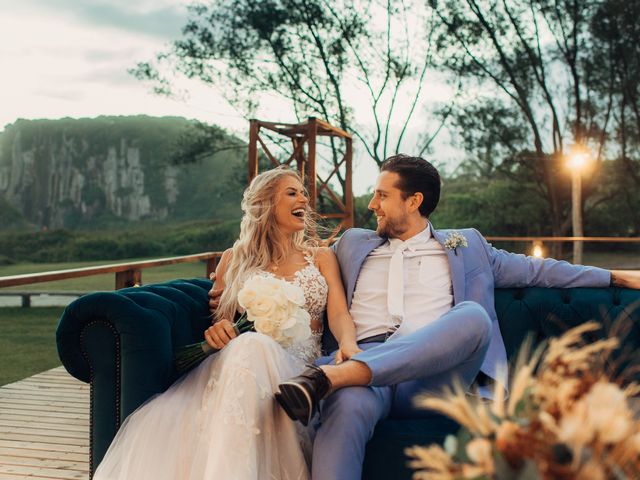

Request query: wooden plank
[
  {"left": 22, "top": 370, "right": 79, "bottom": 379},
  {"left": 35, "top": 367, "right": 72, "bottom": 376},
  {"left": 1, "top": 384, "right": 84, "bottom": 395},
  {"left": 0, "top": 405, "right": 86, "bottom": 417},
  {"left": 27, "top": 378, "right": 81, "bottom": 386},
  {"left": 0, "top": 474, "right": 55, "bottom": 480},
  {"left": 0, "top": 455, "right": 88, "bottom": 471},
  {"left": 0, "top": 447, "right": 86, "bottom": 463},
  {"left": 17, "top": 380, "right": 87, "bottom": 389},
  {"left": 0, "top": 432, "right": 88, "bottom": 447},
  {"left": 0, "top": 395, "right": 88, "bottom": 405},
  {"left": 0, "top": 395, "right": 88, "bottom": 406},
  {"left": 1, "top": 386, "right": 89, "bottom": 397},
  {"left": 0, "top": 393, "right": 89, "bottom": 404},
  {"left": 0, "top": 392, "right": 89, "bottom": 403},
  {"left": 0, "top": 464, "right": 88, "bottom": 479},
  {"left": 0, "top": 426, "right": 88, "bottom": 441},
  {"left": 0, "top": 440, "right": 88, "bottom": 455},
  {"left": 25, "top": 375, "right": 79, "bottom": 384},
  {"left": 0, "top": 396, "right": 89, "bottom": 411},
  {"left": 2, "top": 382, "right": 88, "bottom": 393},
  {"left": 1, "top": 379, "right": 83, "bottom": 390},
  {"left": 35, "top": 370, "right": 74, "bottom": 377},
  {"left": 14, "top": 379, "right": 83, "bottom": 388},
  {"left": 0, "top": 402, "right": 88, "bottom": 414},
  {"left": 0, "top": 413, "right": 87, "bottom": 426},
  {"left": 0, "top": 420, "right": 88, "bottom": 433}
]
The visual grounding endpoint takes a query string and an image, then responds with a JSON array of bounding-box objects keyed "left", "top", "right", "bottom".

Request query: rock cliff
[{"left": 0, "top": 116, "right": 245, "bottom": 230}]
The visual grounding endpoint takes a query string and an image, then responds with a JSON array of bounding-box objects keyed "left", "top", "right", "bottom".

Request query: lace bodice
[{"left": 263, "top": 253, "right": 328, "bottom": 363}]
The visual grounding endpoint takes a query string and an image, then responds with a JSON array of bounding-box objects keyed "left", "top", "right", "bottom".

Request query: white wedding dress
[{"left": 94, "top": 257, "right": 328, "bottom": 480}]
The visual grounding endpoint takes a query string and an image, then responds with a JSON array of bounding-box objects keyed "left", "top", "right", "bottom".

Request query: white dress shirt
[{"left": 350, "top": 224, "right": 454, "bottom": 341}]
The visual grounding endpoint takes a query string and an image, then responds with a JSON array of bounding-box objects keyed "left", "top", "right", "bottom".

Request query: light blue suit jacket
[{"left": 333, "top": 227, "right": 611, "bottom": 386}]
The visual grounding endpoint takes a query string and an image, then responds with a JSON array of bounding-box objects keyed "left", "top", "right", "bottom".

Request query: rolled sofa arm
[{"left": 55, "top": 278, "right": 212, "bottom": 474}]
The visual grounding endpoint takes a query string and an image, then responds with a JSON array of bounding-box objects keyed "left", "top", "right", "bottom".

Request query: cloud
[
  {"left": 20, "top": 0, "right": 189, "bottom": 40},
  {"left": 80, "top": 65, "right": 140, "bottom": 87},
  {"left": 34, "top": 87, "right": 86, "bottom": 102},
  {"left": 83, "top": 48, "right": 145, "bottom": 64}
]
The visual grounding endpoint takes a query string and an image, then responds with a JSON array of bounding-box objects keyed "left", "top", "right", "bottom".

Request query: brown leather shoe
[{"left": 275, "top": 364, "right": 332, "bottom": 426}]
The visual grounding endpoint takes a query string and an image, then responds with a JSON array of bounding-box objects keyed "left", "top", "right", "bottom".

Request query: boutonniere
[{"left": 443, "top": 231, "right": 468, "bottom": 255}]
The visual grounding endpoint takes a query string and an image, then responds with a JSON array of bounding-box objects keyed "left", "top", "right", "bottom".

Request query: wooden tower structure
[{"left": 248, "top": 117, "right": 354, "bottom": 229}]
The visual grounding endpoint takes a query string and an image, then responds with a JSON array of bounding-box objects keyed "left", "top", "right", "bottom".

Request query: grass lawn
[{"left": 0, "top": 307, "right": 64, "bottom": 386}]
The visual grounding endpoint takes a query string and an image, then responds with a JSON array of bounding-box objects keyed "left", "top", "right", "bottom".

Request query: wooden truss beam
[{"left": 248, "top": 117, "right": 354, "bottom": 230}]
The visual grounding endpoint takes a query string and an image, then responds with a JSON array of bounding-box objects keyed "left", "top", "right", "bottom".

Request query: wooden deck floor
[{"left": 0, "top": 367, "right": 89, "bottom": 480}]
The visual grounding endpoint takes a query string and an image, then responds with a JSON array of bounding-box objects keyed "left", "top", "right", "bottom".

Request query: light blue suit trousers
[{"left": 313, "top": 301, "right": 491, "bottom": 480}]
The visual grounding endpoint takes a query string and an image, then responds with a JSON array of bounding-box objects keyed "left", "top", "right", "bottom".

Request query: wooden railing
[
  {"left": 485, "top": 236, "right": 640, "bottom": 243},
  {"left": 0, "top": 252, "right": 224, "bottom": 290},
  {"left": 1, "top": 235, "right": 638, "bottom": 293},
  {"left": 485, "top": 236, "right": 640, "bottom": 256}
]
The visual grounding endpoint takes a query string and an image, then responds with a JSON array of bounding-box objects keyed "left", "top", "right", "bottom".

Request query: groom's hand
[
  {"left": 208, "top": 272, "right": 223, "bottom": 318},
  {"left": 335, "top": 341, "right": 362, "bottom": 364},
  {"left": 611, "top": 270, "right": 640, "bottom": 289},
  {"left": 204, "top": 319, "right": 237, "bottom": 350}
]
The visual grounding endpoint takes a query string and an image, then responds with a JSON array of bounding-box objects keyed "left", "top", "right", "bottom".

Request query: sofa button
[{"left": 613, "top": 296, "right": 621, "bottom": 306}]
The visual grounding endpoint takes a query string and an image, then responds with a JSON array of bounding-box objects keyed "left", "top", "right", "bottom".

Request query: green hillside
[{"left": 0, "top": 219, "right": 241, "bottom": 264}]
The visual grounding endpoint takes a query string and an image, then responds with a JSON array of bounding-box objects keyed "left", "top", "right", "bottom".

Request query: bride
[{"left": 93, "top": 167, "right": 360, "bottom": 480}]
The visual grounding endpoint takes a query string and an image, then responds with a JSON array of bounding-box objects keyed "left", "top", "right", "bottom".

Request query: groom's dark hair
[{"left": 380, "top": 154, "right": 441, "bottom": 217}]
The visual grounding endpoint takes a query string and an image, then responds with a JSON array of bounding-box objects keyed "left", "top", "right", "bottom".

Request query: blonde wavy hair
[{"left": 215, "top": 166, "right": 324, "bottom": 322}]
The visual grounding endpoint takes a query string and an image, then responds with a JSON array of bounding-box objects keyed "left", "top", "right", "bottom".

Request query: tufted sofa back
[{"left": 495, "top": 287, "right": 640, "bottom": 366}]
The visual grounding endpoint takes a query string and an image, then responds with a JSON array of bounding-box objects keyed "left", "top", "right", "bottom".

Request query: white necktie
[{"left": 387, "top": 242, "right": 408, "bottom": 320}]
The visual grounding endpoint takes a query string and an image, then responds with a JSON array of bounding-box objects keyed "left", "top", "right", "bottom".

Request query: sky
[
  {"left": 0, "top": 0, "right": 246, "bottom": 126},
  {"left": 0, "top": 0, "right": 460, "bottom": 194}
]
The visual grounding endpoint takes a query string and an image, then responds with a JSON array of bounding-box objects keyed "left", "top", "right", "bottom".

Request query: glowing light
[
  {"left": 532, "top": 241, "right": 544, "bottom": 258},
  {"left": 568, "top": 153, "right": 589, "bottom": 170},
  {"left": 566, "top": 146, "right": 592, "bottom": 173}
]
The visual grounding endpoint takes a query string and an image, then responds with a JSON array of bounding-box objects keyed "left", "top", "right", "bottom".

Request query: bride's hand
[
  {"left": 335, "top": 341, "right": 362, "bottom": 364},
  {"left": 204, "top": 319, "right": 237, "bottom": 350}
]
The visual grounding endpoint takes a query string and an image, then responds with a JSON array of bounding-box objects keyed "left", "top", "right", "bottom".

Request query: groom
[{"left": 272, "top": 154, "right": 640, "bottom": 480}]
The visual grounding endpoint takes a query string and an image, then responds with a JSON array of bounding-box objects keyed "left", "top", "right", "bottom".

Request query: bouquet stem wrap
[{"left": 174, "top": 314, "right": 253, "bottom": 375}]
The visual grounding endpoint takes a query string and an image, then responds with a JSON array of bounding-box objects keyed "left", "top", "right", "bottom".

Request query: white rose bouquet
[{"left": 174, "top": 274, "right": 312, "bottom": 374}]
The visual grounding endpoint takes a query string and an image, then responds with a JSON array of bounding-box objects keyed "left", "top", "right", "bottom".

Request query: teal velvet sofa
[{"left": 56, "top": 279, "right": 640, "bottom": 478}]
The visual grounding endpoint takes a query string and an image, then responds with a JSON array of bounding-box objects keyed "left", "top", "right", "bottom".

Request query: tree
[
  {"left": 590, "top": 0, "right": 640, "bottom": 224},
  {"left": 132, "top": 0, "right": 450, "bottom": 171},
  {"left": 428, "top": 0, "right": 615, "bottom": 247}
]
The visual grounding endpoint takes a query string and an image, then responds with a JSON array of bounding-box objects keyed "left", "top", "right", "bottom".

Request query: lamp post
[{"left": 567, "top": 150, "right": 590, "bottom": 265}]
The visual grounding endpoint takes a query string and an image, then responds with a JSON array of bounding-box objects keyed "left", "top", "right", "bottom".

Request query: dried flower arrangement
[{"left": 406, "top": 322, "right": 640, "bottom": 479}]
